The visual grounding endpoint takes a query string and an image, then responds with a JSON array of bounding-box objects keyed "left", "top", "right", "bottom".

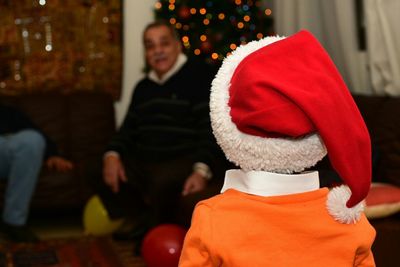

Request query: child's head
[{"left": 210, "top": 30, "right": 371, "bottom": 215}]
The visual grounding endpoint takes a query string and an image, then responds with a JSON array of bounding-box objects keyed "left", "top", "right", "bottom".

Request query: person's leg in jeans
[{"left": 0, "top": 130, "right": 45, "bottom": 242}]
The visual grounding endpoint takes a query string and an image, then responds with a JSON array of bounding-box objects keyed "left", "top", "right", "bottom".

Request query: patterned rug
[{"left": 0, "top": 237, "right": 145, "bottom": 267}]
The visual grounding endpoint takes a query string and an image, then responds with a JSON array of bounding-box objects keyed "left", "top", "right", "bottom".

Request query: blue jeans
[{"left": 0, "top": 130, "right": 45, "bottom": 226}]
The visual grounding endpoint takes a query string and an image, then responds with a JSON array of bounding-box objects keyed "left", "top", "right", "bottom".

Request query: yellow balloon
[{"left": 83, "top": 195, "right": 124, "bottom": 236}]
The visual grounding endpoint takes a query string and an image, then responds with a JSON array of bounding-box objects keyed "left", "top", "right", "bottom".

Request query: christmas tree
[{"left": 154, "top": 0, "right": 274, "bottom": 65}]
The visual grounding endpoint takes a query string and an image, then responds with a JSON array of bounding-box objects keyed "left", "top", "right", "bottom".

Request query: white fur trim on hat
[
  {"left": 327, "top": 185, "right": 365, "bottom": 224},
  {"left": 210, "top": 36, "right": 327, "bottom": 173}
]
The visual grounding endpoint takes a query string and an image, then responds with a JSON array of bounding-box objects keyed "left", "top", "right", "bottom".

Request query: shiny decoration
[
  {"left": 154, "top": 0, "right": 274, "bottom": 65},
  {"left": 200, "top": 40, "right": 212, "bottom": 53},
  {"left": 155, "top": 2, "right": 162, "bottom": 9},
  {"left": 182, "top": 36, "right": 189, "bottom": 43},
  {"left": 0, "top": 0, "right": 123, "bottom": 98},
  {"left": 178, "top": 6, "right": 191, "bottom": 19}
]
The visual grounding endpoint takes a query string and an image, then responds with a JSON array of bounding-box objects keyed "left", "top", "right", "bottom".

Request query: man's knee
[{"left": 10, "top": 130, "right": 46, "bottom": 158}]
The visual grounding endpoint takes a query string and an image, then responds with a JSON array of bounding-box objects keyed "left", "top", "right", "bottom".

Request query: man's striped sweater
[{"left": 107, "top": 59, "right": 219, "bottom": 167}]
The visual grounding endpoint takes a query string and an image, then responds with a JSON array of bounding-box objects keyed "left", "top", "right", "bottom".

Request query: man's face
[{"left": 144, "top": 25, "right": 182, "bottom": 78}]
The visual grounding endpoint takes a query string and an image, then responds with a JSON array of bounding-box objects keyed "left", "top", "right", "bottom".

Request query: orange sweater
[{"left": 179, "top": 188, "right": 376, "bottom": 267}]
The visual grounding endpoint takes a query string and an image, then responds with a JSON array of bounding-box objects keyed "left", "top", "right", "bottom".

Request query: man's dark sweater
[{"left": 107, "top": 59, "right": 219, "bottom": 167}]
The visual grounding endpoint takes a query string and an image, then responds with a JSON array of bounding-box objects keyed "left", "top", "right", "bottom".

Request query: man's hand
[
  {"left": 103, "top": 154, "right": 127, "bottom": 193},
  {"left": 182, "top": 171, "right": 207, "bottom": 196},
  {"left": 46, "top": 156, "right": 74, "bottom": 172}
]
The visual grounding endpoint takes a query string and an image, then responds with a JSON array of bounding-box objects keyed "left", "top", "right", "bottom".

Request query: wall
[{"left": 115, "top": 1, "right": 155, "bottom": 127}]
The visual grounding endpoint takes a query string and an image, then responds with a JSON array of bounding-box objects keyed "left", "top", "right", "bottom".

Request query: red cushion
[{"left": 365, "top": 183, "right": 400, "bottom": 219}]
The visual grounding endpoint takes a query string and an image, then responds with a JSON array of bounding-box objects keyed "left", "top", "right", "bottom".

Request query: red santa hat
[{"left": 210, "top": 30, "right": 371, "bottom": 224}]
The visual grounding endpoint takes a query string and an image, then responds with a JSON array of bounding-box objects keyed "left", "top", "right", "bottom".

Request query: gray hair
[{"left": 143, "top": 20, "right": 180, "bottom": 42}]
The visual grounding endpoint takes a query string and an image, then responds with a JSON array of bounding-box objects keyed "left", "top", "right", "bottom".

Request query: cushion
[{"left": 364, "top": 183, "right": 400, "bottom": 219}]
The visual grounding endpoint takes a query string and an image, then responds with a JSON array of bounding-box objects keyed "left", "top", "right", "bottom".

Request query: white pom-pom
[{"left": 326, "top": 185, "right": 365, "bottom": 224}]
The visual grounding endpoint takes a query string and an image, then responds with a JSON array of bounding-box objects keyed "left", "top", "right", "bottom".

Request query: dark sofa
[
  {"left": 0, "top": 91, "right": 115, "bottom": 211},
  {"left": 353, "top": 95, "right": 400, "bottom": 267}
]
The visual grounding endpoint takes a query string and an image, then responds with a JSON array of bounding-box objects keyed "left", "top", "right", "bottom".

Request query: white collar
[
  {"left": 148, "top": 53, "right": 187, "bottom": 85},
  {"left": 221, "top": 169, "right": 320, "bottom": 197}
]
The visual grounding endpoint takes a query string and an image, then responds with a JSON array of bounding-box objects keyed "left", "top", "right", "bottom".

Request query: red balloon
[
  {"left": 141, "top": 224, "right": 187, "bottom": 267},
  {"left": 178, "top": 6, "right": 191, "bottom": 20}
]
